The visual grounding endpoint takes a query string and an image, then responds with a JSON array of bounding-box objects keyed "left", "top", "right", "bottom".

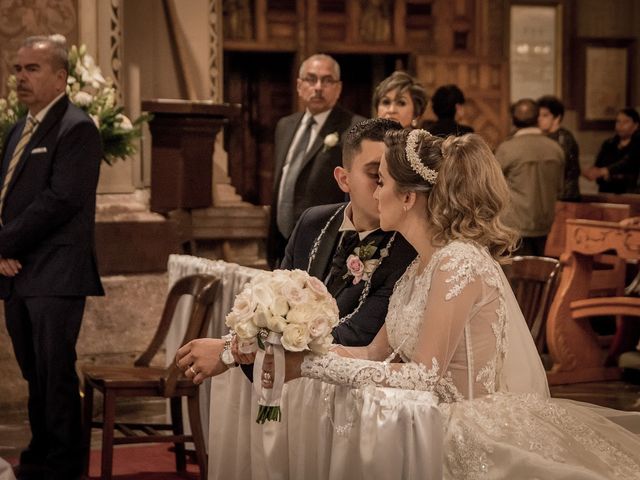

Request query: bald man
[{"left": 495, "top": 98, "right": 565, "bottom": 256}]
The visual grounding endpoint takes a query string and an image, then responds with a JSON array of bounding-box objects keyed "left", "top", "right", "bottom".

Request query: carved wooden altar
[{"left": 546, "top": 219, "right": 640, "bottom": 385}]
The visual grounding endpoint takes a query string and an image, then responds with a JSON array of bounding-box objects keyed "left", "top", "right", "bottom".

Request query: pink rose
[{"left": 346, "top": 254, "right": 365, "bottom": 284}]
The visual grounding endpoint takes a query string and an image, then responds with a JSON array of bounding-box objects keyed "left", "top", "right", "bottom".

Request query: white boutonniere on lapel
[{"left": 322, "top": 132, "right": 340, "bottom": 153}]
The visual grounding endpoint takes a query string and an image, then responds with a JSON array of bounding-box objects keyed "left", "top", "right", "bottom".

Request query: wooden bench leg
[
  {"left": 82, "top": 380, "right": 94, "bottom": 476},
  {"left": 170, "top": 396, "right": 186, "bottom": 471},
  {"left": 101, "top": 390, "right": 116, "bottom": 480},
  {"left": 187, "top": 394, "right": 208, "bottom": 479}
]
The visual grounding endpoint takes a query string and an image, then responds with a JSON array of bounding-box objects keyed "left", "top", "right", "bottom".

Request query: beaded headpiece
[{"left": 405, "top": 129, "right": 438, "bottom": 185}]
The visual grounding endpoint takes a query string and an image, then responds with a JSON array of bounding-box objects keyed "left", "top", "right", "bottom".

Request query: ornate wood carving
[
  {"left": 209, "top": 0, "right": 223, "bottom": 102},
  {"left": 108, "top": 0, "right": 123, "bottom": 103},
  {"left": 546, "top": 219, "right": 640, "bottom": 384},
  {"left": 0, "top": 0, "right": 78, "bottom": 97}
]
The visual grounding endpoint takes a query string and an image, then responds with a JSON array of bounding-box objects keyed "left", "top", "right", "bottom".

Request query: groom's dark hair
[{"left": 342, "top": 118, "right": 402, "bottom": 169}]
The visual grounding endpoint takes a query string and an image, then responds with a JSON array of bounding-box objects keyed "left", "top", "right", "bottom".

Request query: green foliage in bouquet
[
  {"left": 0, "top": 75, "right": 27, "bottom": 155},
  {"left": 0, "top": 42, "right": 149, "bottom": 165}
]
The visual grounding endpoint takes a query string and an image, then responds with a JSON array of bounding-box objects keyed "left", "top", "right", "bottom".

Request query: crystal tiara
[{"left": 405, "top": 129, "right": 438, "bottom": 185}]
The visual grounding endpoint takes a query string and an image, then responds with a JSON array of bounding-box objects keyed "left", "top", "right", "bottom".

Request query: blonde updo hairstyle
[{"left": 383, "top": 130, "right": 518, "bottom": 260}]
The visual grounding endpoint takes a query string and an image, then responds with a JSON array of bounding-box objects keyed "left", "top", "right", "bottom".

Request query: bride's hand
[{"left": 176, "top": 338, "right": 226, "bottom": 384}]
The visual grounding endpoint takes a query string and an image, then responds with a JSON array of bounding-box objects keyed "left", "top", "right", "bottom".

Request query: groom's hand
[{"left": 176, "top": 338, "right": 226, "bottom": 384}]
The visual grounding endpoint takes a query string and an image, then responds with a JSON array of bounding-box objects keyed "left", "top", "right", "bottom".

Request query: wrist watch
[{"left": 219, "top": 333, "right": 238, "bottom": 368}]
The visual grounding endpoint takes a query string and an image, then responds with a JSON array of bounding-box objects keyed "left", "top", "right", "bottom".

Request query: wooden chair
[
  {"left": 503, "top": 256, "right": 561, "bottom": 354},
  {"left": 81, "top": 274, "right": 220, "bottom": 480}
]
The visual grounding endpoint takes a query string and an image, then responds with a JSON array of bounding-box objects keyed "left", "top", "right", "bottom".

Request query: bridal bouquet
[
  {"left": 0, "top": 35, "right": 148, "bottom": 165},
  {"left": 225, "top": 269, "right": 339, "bottom": 423}
]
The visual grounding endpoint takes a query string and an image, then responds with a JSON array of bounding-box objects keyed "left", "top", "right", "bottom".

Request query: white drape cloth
[
  {"left": 210, "top": 370, "right": 442, "bottom": 479},
  {"left": 167, "top": 255, "right": 444, "bottom": 478}
]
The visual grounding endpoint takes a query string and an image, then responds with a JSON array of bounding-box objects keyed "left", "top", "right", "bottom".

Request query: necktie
[
  {"left": 0, "top": 117, "right": 38, "bottom": 215},
  {"left": 326, "top": 231, "right": 361, "bottom": 296},
  {"left": 277, "top": 116, "right": 316, "bottom": 238}
]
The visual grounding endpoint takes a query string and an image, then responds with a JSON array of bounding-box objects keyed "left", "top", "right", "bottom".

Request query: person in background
[
  {"left": 424, "top": 84, "right": 474, "bottom": 137},
  {"left": 0, "top": 35, "right": 103, "bottom": 480},
  {"left": 267, "top": 54, "right": 365, "bottom": 269},
  {"left": 537, "top": 95, "right": 581, "bottom": 201},
  {"left": 372, "top": 71, "right": 428, "bottom": 129},
  {"left": 584, "top": 107, "right": 640, "bottom": 194},
  {"left": 495, "top": 98, "right": 564, "bottom": 256}
]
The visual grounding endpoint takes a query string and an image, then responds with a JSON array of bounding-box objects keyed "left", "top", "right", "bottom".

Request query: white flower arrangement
[
  {"left": 322, "top": 131, "right": 339, "bottom": 152},
  {"left": 226, "top": 269, "right": 339, "bottom": 423}
]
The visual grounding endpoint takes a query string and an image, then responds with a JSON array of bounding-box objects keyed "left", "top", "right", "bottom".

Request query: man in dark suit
[
  {"left": 267, "top": 53, "right": 365, "bottom": 269},
  {"left": 281, "top": 118, "right": 415, "bottom": 345},
  {"left": 177, "top": 119, "right": 416, "bottom": 382},
  {"left": 0, "top": 36, "right": 103, "bottom": 480}
]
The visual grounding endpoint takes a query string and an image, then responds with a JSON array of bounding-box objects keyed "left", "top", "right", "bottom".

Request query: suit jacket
[
  {"left": 0, "top": 95, "right": 104, "bottom": 298},
  {"left": 282, "top": 203, "right": 416, "bottom": 346},
  {"left": 267, "top": 105, "right": 365, "bottom": 268}
]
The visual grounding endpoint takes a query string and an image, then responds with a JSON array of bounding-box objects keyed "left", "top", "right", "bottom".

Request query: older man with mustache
[{"left": 267, "top": 54, "right": 364, "bottom": 269}]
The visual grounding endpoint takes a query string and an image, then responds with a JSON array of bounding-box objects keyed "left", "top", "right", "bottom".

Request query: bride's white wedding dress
[{"left": 301, "top": 240, "right": 640, "bottom": 479}]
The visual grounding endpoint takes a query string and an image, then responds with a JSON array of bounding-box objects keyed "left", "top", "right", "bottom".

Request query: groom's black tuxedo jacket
[{"left": 282, "top": 202, "right": 416, "bottom": 346}]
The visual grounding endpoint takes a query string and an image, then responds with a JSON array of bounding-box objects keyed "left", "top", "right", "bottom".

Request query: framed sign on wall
[{"left": 577, "top": 37, "right": 635, "bottom": 130}]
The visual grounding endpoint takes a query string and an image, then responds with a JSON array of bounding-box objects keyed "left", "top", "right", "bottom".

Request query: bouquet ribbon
[{"left": 253, "top": 331, "right": 285, "bottom": 410}]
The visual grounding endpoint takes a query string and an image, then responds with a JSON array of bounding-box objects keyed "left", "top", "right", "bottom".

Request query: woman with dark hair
[
  {"left": 584, "top": 107, "right": 640, "bottom": 193},
  {"left": 372, "top": 71, "right": 428, "bottom": 128},
  {"left": 538, "top": 95, "right": 581, "bottom": 201},
  {"left": 424, "top": 84, "right": 474, "bottom": 137}
]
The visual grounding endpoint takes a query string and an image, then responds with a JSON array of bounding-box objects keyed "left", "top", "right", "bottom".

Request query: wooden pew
[{"left": 546, "top": 219, "right": 640, "bottom": 385}]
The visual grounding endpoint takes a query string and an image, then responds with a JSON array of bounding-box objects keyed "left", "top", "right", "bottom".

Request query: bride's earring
[{"left": 411, "top": 118, "right": 418, "bottom": 128}]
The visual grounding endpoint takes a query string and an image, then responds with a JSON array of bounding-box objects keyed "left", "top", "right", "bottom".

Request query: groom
[
  {"left": 177, "top": 118, "right": 416, "bottom": 380},
  {"left": 281, "top": 118, "right": 415, "bottom": 345}
]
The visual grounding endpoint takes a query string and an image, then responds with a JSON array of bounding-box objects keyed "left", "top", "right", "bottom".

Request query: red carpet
[
  {"left": 9, "top": 444, "right": 199, "bottom": 480},
  {"left": 87, "top": 444, "right": 199, "bottom": 479}
]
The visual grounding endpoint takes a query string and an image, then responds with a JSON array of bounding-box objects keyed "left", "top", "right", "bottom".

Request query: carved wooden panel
[{"left": 0, "top": 0, "right": 78, "bottom": 97}]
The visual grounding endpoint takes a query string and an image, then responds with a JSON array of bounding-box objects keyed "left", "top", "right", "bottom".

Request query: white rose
[
  {"left": 281, "top": 323, "right": 311, "bottom": 352},
  {"left": 0, "top": 98, "right": 6, "bottom": 110},
  {"left": 282, "top": 282, "right": 309, "bottom": 306},
  {"left": 305, "top": 276, "right": 329, "bottom": 299},
  {"left": 289, "top": 269, "right": 309, "bottom": 288},
  {"left": 266, "top": 314, "right": 287, "bottom": 333},
  {"left": 252, "top": 282, "right": 275, "bottom": 308},
  {"left": 234, "top": 319, "right": 259, "bottom": 340},
  {"left": 254, "top": 307, "right": 269, "bottom": 328},
  {"left": 309, "top": 334, "right": 334, "bottom": 355},
  {"left": 269, "top": 295, "right": 289, "bottom": 317},
  {"left": 73, "top": 90, "right": 93, "bottom": 106},
  {"left": 116, "top": 114, "right": 133, "bottom": 131},
  {"left": 323, "top": 132, "right": 339, "bottom": 148},
  {"left": 233, "top": 292, "right": 255, "bottom": 319},
  {"left": 224, "top": 311, "right": 239, "bottom": 330},
  {"left": 308, "top": 315, "right": 332, "bottom": 339},
  {"left": 286, "top": 305, "right": 312, "bottom": 324}
]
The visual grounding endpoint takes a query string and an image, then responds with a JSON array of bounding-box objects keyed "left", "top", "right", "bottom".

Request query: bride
[{"left": 262, "top": 129, "right": 640, "bottom": 479}]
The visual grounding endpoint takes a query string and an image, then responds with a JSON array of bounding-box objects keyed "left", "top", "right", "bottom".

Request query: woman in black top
[{"left": 585, "top": 108, "right": 640, "bottom": 194}]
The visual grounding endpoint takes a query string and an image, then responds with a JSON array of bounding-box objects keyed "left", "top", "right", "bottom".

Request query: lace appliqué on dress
[
  {"left": 441, "top": 394, "right": 640, "bottom": 479},
  {"left": 302, "top": 353, "right": 463, "bottom": 402}
]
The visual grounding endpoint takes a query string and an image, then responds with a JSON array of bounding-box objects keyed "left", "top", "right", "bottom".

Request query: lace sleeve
[
  {"left": 301, "top": 353, "right": 463, "bottom": 402},
  {"left": 302, "top": 246, "right": 492, "bottom": 402}
]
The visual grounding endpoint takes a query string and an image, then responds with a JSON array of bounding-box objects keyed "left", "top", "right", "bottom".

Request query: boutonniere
[
  {"left": 322, "top": 132, "right": 339, "bottom": 152},
  {"left": 343, "top": 241, "right": 381, "bottom": 285}
]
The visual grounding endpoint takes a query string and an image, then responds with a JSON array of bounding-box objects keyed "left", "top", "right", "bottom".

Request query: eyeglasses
[{"left": 300, "top": 75, "right": 340, "bottom": 87}]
